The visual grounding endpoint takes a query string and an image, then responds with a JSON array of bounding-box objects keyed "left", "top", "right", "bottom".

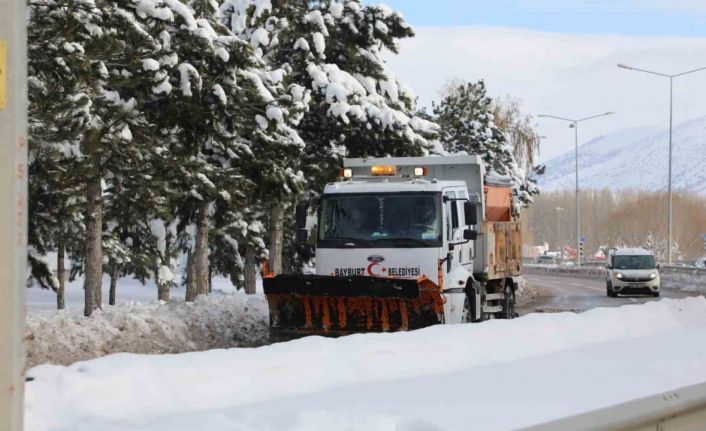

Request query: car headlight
[
  {"left": 649, "top": 273, "right": 657, "bottom": 279},
  {"left": 616, "top": 273, "right": 624, "bottom": 279}
]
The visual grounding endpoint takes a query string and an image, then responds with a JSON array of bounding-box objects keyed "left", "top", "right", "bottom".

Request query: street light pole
[
  {"left": 574, "top": 121, "right": 579, "bottom": 264},
  {"left": 556, "top": 207, "right": 564, "bottom": 260},
  {"left": 618, "top": 63, "right": 706, "bottom": 264},
  {"left": 538, "top": 112, "right": 614, "bottom": 266},
  {"left": 668, "top": 76, "right": 673, "bottom": 265}
]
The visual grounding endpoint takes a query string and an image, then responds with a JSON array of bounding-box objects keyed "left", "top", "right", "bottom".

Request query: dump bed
[{"left": 474, "top": 184, "right": 522, "bottom": 281}]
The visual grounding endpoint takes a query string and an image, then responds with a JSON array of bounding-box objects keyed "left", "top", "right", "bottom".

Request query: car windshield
[
  {"left": 613, "top": 255, "right": 656, "bottom": 270},
  {"left": 318, "top": 193, "right": 442, "bottom": 247}
]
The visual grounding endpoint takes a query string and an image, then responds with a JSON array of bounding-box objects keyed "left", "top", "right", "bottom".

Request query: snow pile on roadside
[
  {"left": 25, "top": 293, "right": 269, "bottom": 369},
  {"left": 662, "top": 271, "right": 706, "bottom": 294},
  {"left": 25, "top": 297, "right": 706, "bottom": 431},
  {"left": 514, "top": 275, "right": 539, "bottom": 307}
]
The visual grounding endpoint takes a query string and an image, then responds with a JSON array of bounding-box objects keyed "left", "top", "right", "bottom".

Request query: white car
[{"left": 606, "top": 248, "right": 660, "bottom": 298}]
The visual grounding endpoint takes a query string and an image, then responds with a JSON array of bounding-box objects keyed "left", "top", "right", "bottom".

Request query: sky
[
  {"left": 370, "top": 1, "right": 706, "bottom": 162},
  {"left": 371, "top": 1, "right": 706, "bottom": 37}
]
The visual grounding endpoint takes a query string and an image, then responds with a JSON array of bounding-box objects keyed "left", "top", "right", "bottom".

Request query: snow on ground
[
  {"left": 26, "top": 275, "right": 538, "bottom": 368},
  {"left": 26, "top": 275, "right": 268, "bottom": 368},
  {"left": 25, "top": 293, "right": 269, "bottom": 369},
  {"left": 25, "top": 296, "right": 706, "bottom": 431},
  {"left": 26, "top": 273, "right": 260, "bottom": 312}
]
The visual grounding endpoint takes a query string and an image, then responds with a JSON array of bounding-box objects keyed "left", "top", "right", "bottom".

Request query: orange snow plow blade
[{"left": 263, "top": 275, "right": 444, "bottom": 339}]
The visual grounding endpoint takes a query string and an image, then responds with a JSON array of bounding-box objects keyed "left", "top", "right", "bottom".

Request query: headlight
[
  {"left": 649, "top": 273, "right": 657, "bottom": 279},
  {"left": 616, "top": 273, "right": 624, "bottom": 279}
]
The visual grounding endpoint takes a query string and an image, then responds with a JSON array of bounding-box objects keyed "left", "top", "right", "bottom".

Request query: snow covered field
[{"left": 25, "top": 296, "right": 706, "bottom": 431}]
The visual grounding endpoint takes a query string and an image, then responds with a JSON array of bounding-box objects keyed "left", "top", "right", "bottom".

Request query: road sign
[{"left": 580, "top": 237, "right": 587, "bottom": 243}]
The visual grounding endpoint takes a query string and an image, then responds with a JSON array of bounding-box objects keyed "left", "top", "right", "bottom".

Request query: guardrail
[
  {"left": 519, "top": 381, "right": 706, "bottom": 431},
  {"left": 523, "top": 264, "right": 606, "bottom": 280}
]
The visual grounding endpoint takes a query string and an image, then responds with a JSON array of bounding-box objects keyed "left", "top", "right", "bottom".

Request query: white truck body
[{"left": 315, "top": 155, "right": 517, "bottom": 324}]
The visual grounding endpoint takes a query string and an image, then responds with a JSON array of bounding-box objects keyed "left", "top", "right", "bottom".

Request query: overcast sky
[{"left": 373, "top": 1, "right": 706, "bottom": 161}]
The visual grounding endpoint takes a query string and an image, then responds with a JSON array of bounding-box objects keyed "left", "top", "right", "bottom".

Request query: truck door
[
  {"left": 457, "top": 189, "right": 474, "bottom": 270},
  {"left": 443, "top": 189, "right": 464, "bottom": 274},
  {"left": 442, "top": 188, "right": 472, "bottom": 323}
]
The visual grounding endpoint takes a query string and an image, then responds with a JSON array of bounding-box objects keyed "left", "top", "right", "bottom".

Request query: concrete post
[{"left": 0, "top": 0, "right": 27, "bottom": 429}]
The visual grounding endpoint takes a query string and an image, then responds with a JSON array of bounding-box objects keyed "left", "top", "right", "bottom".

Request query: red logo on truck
[{"left": 367, "top": 255, "right": 385, "bottom": 276}]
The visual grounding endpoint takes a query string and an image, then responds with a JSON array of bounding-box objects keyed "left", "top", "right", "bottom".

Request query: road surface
[{"left": 519, "top": 273, "right": 704, "bottom": 315}]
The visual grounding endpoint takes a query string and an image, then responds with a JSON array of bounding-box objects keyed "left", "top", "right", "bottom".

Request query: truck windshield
[
  {"left": 613, "top": 255, "right": 656, "bottom": 270},
  {"left": 318, "top": 193, "right": 442, "bottom": 248}
]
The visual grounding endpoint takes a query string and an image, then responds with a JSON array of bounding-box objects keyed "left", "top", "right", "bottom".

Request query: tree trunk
[
  {"left": 185, "top": 250, "right": 198, "bottom": 302},
  {"left": 208, "top": 263, "right": 213, "bottom": 294},
  {"left": 57, "top": 242, "right": 66, "bottom": 310},
  {"left": 83, "top": 129, "right": 103, "bottom": 317},
  {"left": 268, "top": 204, "right": 285, "bottom": 275},
  {"left": 193, "top": 201, "right": 211, "bottom": 297},
  {"left": 156, "top": 267, "right": 170, "bottom": 302},
  {"left": 244, "top": 246, "right": 257, "bottom": 295},
  {"left": 109, "top": 265, "right": 118, "bottom": 306}
]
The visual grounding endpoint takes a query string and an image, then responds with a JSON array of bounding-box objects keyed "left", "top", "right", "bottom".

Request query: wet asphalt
[{"left": 518, "top": 273, "right": 704, "bottom": 315}]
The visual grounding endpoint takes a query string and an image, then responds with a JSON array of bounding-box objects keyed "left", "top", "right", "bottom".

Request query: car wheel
[{"left": 607, "top": 281, "right": 617, "bottom": 298}]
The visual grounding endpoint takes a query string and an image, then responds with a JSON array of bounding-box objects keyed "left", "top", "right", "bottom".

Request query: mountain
[{"left": 538, "top": 118, "right": 706, "bottom": 194}]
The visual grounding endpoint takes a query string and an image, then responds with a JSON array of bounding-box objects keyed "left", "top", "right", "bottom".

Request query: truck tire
[
  {"left": 462, "top": 295, "right": 472, "bottom": 323},
  {"left": 652, "top": 291, "right": 660, "bottom": 298},
  {"left": 606, "top": 281, "right": 617, "bottom": 298},
  {"left": 500, "top": 282, "right": 515, "bottom": 319},
  {"left": 467, "top": 281, "right": 486, "bottom": 322}
]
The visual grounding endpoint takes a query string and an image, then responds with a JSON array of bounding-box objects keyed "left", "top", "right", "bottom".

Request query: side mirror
[
  {"left": 295, "top": 202, "right": 308, "bottom": 229},
  {"left": 656, "top": 263, "right": 661, "bottom": 270},
  {"left": 446, "top": 251, "right": 453, "bottom": 273},
  {"left": 464, "top": 201, "right": 477, "bottom": 225},
  {"left": 463, "top": 228, "right": 478, "bottom": 241},
  {"left": 295, "top": 228, "right": 308, "bottom": 243}
]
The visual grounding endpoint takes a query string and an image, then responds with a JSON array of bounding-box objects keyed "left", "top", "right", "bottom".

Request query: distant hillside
[{"left": 538, "top": 118, "right": 706, "bottom": 194}]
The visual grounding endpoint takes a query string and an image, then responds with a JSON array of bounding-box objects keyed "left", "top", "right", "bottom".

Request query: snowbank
[
  {"left": 25, "top": 293, "right": 269, "bottom": 369},
  {"left": 26, "top": 297, "right": 706, "bottom": 431}
]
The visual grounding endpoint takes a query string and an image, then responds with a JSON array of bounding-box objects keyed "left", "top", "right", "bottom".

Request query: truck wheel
[
  {"left": 652, "top": 291, "right": 660, "bottom": 298},
  {"left": 462, "top": 295, "right": 472, "bottom": 323},
  {"left": 467, "top": 281, "right": 487, "bottom": 322},
  {"left": 606, "top": 281, "right": 617, "bottom": 298},
  {"left": 501, "top": 283, "right": 515, "bottom": 319}
]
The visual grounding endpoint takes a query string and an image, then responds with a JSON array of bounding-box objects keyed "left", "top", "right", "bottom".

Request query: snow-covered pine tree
[
  {"left": 221, "top": 0, "right": 441, "bottom": 276},
  {"left": 433, "top": 80, "right": 538, "bottom": 213},
  {"left": 146, "top": 0, "right": 305, "bottom": 299},
  {"left": 28, "top": 0, "right": 185, "bottom": 315},
  {"left": 26, "top": 136, "right": 85, "bottom": 308}
]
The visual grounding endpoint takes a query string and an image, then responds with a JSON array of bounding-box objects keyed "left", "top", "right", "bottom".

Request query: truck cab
[{"left": 316, "top": 177, "right": 477, "bottom": 324}]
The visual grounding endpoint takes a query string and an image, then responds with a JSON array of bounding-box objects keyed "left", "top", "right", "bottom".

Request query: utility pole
[
  {"left": 556, "top": 207, "right": 564, "bottom": 261},
  {"left": 618, "top": 63, "right": 706, "bottom": 264},
  {"left": 0, "top": 0, "right": 27, "bottom": 429},
  {"left": 538, "top": 111, "right": 613, "bottom": 266}
]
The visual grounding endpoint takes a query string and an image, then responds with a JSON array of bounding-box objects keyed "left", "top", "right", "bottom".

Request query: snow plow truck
[{"left": 263, "top": 155, "right": 522, "bottom": 338}]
